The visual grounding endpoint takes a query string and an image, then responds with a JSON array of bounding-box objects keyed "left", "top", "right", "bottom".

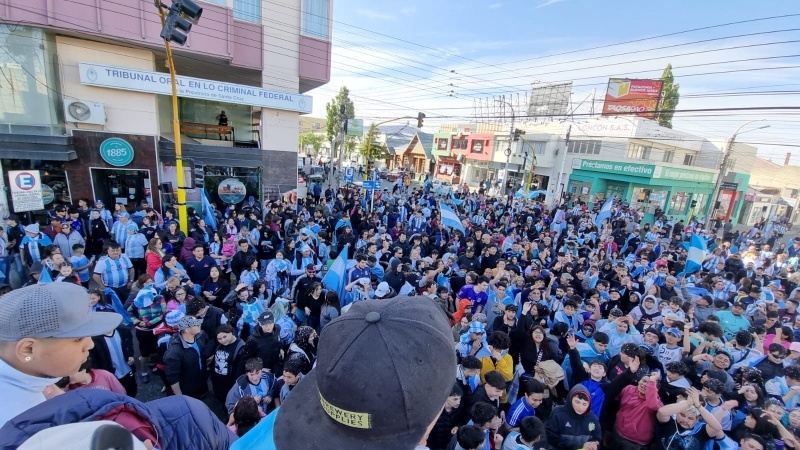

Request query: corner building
[{"left": 0, "top": 0, "right": 331, "bottom": 218}]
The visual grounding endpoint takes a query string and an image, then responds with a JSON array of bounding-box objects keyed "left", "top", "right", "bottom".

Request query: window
[
  {"left": 627, "top": 143, "right": 651, "bottom": 160},
  {"left": 683, "top": 154, "right": 696, "bottom": 166},
  {"left": 471, "top": 140, "right": 485, "bottom": 154},
  {"left": 452, "top": 139, "right": 467, "bottom": 150},
  {"left": 567, "top": 140, "right": 600, "bottom": 154},
  {"left": 303, "top": 0, "right": 330, "bottom": 40},
  {"left": 521, "top": 141, "right": 546, "bottom": 155},
  {"left": 234, "top": 0, "right": 261, "bottom": 23},
  {"left": 668, "top": 192, "right": 690, "bottom": 215},
  {"left": 436, "top": 138, "right": 448, "bottom": 151},
  {"left": 663, "top": 150, "right": 674, "bottom": 163}
]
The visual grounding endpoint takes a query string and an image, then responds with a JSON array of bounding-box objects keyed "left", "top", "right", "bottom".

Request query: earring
[{"left": 25, "top": 356, "right": 32, "bottom": 362}]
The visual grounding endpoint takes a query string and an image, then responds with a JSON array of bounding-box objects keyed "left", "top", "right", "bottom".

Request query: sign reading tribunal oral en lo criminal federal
[{"left": 78, "top": 63, "right": 313, "bottom": 114}]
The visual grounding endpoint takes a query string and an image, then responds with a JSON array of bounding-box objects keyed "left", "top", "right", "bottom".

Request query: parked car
[
  {"left": 431, "top": 180, "right": 453, "bottom": 195},
  {"left": 386, "top": 170, "right": 406, "bottom": 182},
  {"left": 377, "top": 167, "right": 389, "bottom": 179}
]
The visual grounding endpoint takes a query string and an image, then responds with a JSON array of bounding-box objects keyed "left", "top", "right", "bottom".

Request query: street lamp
[{"left": 705, "top": 120, "right": 770, "bottom": 229}]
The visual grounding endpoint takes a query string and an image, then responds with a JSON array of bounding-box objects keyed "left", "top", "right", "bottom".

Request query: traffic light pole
[{"left": 157, "top": 5, "right": 189, "bottom": 233}]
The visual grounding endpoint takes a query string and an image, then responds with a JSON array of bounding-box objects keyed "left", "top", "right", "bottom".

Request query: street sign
[
  {"left": 8, "top": 170, "right": 44, "bottom": 212},
  {"left": 363, "top": 180, "right": 379, "bottom": 190},
  {"left": 344, "top": 167, "right": 354, "bottom": 183},
  {"left": 346, "top": 118, "right": 364, "bottom": 137}
]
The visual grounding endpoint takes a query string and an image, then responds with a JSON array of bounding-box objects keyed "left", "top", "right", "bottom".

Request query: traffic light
[
  {"left": 160, "top": 0, "right": 203, "bottom": 46},
  {"left": 416, "top": 112, "right": 426, "bottom": 128},
  {"left": 513, "top": 128, "right": 525, "bottom": 141},
  {"left": 194, "top": 160, "right": 205, "bottom": 190},
  {"left": 690, "top": 199, "right": 697, "bottom": 208}
]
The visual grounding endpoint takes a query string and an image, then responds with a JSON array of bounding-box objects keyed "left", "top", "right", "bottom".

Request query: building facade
[{"left": 0, "top": 0, "right": 331, "bottom": 218}]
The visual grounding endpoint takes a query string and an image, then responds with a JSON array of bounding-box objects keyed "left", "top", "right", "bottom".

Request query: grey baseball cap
[{"left": 0, "top": 283, "right": 122, "bottom": 340}]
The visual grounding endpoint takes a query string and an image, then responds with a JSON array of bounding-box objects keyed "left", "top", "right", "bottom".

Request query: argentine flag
[
  {"left": 594, "top": 196, "right": 614, "bottom": 229},
  {"left": 440, "top": 203, "right": 465, "bottom": 234},
  {"left": 685, "top": 233, "right": 708, "bottom": 274},
  {"left": 322, "top": 249, "right": 348, "bottom": 305}
]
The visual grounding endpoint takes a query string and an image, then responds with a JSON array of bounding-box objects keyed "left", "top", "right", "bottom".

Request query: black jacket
[
  {"left": 164, "top": 332, "right": 212, "bottom": 399},
  {"left": 201, "top": 277, "right": 231, "bottom": 308},
  {"left": 242, "top": 324, "right": 284, "bottom": 374},
  {"left": 230, "top": 249, "right": 255, "bottom": 279},
  {"left": 545, "top": 385, "right": 602, "bottom": 450},
  {"left": 89, "top": 326, "right": 134, "bottom": 374},
  {"left": 199, "top": 305, "right": 226, "bottom": 339}
]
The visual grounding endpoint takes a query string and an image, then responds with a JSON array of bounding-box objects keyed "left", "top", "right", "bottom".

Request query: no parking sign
[{"left": 9, "top": 170, "right": 44, "bottom": 212}]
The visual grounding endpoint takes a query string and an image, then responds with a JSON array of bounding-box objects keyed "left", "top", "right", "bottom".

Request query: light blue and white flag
[
  {"left": 594, "top": 196, "right": 614, "bottom": 229},
  {"left": 440, "top": 203, "right": 465, "bottom": 234},
  {"left": 201, "top": 189, "right": 218, "bottom": 231},
  {"left": 685, "top": 232, "right": 708, "bottom": 274},
  {"left": 323, "top": 249, "right": 348, "bottom": 305},
  {"left": 449, "top": 191, "right": 463, "bottom": 206}
]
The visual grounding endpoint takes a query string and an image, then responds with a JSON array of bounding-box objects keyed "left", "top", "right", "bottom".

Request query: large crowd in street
[{"left": 1, "top": 175, "right": 800, "bottom": 450}]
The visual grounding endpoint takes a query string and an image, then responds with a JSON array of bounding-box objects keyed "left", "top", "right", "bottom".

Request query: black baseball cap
[
  {"left": 274, "top": 297, "right": 456, "bottom": 450},
  {"left": 257, "top": 311, "right": 275, "bottom": 324}
]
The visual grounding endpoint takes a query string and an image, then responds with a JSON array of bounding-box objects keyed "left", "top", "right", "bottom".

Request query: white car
[{"left": 431, "top": 180, "right": 453, "bottom": 194}]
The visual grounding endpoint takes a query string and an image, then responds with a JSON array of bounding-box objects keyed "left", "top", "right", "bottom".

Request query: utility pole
[
  {"left": 553, "top": 125, "right": 571, "bottom": 205},
  {"left": 705, "top": 120, "right": 770, "bottom": 230},
  {"left": 155, "top": 0, "right": 202, "bottom": 233}
]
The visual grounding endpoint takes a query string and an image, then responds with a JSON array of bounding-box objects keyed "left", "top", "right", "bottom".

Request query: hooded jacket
[
  {"left": 0, "top": 389, "right": 236, "bottom": 450},
  {"left": 544, "top": 384, "right": 601, "bottom": 450},
  {"left": 629, "top": 295, "right": 662, "bottom": 331},
  {"left": 178, "top": 237, "right": 196, "bottom": 265}
]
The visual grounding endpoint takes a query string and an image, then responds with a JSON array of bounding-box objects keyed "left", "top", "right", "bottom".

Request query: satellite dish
[{"left": 67, "top": 101, "right": 92, "bottom": 121}]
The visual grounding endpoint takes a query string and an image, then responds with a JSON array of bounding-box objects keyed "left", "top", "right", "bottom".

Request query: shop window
[
  {"left": 2, "top": 159, "right": 68, "bottom": 220},
  {"left": 683, "top": 154, "right": 696, "bottom": 166},
  {"left": 302, "top": 0, "right": 330, "bottom": 40},
  {"left": 668, "top": 192, "right": 689, "bottom": 215},
  {"left": 663, "top": 150, "right": 675, "bottom": 163},
  {"left": 627, "top": 144, "right": 651, "bottom": 160}
]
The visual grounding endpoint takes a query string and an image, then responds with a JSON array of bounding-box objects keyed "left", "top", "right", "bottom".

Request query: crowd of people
[{"left": 1, "top": 176, "right": 800, "bottom": 449}]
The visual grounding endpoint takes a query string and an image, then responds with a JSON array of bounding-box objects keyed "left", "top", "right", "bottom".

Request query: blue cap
[
  {"left": 468, "top": 321, "right": 486, "bottom": 334},
  {"left": 665, "top": 327, "right": 682, "bottom": 338}
]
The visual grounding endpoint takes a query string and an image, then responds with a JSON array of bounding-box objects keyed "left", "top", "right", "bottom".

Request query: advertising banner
[{"left": 602, "top": 79, "right": 663, "bottom": 119}]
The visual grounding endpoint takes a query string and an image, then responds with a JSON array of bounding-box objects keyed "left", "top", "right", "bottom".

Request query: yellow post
[{"left": 157, "top": 5, "right": 189, "bottom": 233}]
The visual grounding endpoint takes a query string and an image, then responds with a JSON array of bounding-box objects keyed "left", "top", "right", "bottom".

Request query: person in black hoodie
[
  {"left": 545, "top": 384, "right": 602, "bottom": 450},
  {"left": 428, "top": 383, "right": 466, "bottom": 450},
  {"left": 242, "top": 311, "right": 284, "bottom": 374},
  {"left": 187, "top": 297, "right": 226, "bottom": 340}
]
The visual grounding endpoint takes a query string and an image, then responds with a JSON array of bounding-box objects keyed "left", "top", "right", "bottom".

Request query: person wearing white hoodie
[{"left": 0, "top": 283, "right": 121, "bottom": 427}]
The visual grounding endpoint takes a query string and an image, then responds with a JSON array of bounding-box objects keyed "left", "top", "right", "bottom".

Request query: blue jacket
[{"left": 0, "top": 389, "right": 236, "bottom": 450}]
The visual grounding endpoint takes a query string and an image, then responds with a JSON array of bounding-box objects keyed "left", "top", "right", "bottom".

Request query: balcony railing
[{"left": 180, "top": 122, "right": 234, "bottom": 141}]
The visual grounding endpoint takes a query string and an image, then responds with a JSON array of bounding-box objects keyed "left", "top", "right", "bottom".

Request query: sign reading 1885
[{"left": 99, "top": 137, "right": 135, "bottom": 167}]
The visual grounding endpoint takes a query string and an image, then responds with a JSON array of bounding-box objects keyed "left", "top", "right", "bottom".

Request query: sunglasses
[{"left": 771, "top": 353, "right": 786, "bottom": 360}]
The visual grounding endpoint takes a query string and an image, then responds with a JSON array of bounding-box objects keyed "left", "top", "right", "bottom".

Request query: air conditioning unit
[{"left": 63, "top": 100, "right": 106, "bottom": 125}]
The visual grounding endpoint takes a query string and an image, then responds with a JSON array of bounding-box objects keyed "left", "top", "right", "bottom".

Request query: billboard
[
  {"left": 601, "top": 78, "right": 663, "bottom": 119},
  {"left": 527, "top": 82, "right": 572, "bottom": 117}
]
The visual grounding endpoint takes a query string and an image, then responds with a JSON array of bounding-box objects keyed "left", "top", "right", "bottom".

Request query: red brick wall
[{"left": 65, "top": 130, "right": 161, "bottom": 211}]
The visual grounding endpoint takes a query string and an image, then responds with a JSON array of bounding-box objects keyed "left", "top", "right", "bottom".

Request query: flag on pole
[
  {"left": 201, "top": 189, "right": 218, "bottom": 231},
  {"left": 440, "top": 203, "right": 465, "bottom": 234},
  {"left": 594, "top": 196, "right": 614, "bottom": 229},
  {"left": 685, "top": 232, "right": 708, "bottom": 274},
  {"left": 323, "top": 248, "right": 348, "bottom": 305}
]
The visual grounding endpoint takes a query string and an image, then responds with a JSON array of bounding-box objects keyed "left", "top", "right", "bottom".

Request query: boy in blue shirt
[
  {"left": 70, "top": 243, "right": 92, "bottom": 289},
  {"left": 505, "top": 379, "right": 545, "bottom": 432}
]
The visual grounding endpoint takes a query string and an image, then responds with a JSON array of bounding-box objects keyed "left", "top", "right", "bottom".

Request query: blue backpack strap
[{"left": 749, "top": 355, "right": 767, "bottom": 367}]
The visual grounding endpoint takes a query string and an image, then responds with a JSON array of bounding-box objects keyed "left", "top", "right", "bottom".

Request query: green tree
[
  {"left": 298, "top": 132, "right": 323, "bottom": 157},
  {"left": 358, "top": 123, "right": 388, "bottom": 165},
  {"left": 655, "top": 63, "right": 680, "bottom": 128},
  {"left": 325, "top": 87, "right": 356, "bottom": 162}
]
